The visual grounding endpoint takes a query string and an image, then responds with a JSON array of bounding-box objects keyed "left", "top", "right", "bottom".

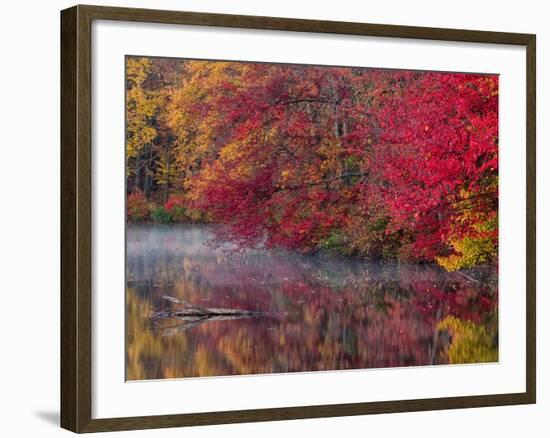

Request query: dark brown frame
[{"left": 61, "top": 4, "right": 536, "bottom": 433}]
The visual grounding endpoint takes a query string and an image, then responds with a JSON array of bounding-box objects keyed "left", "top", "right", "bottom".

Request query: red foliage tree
[{"left": 163, "top": 61, "right": 498, "bottom": 265}]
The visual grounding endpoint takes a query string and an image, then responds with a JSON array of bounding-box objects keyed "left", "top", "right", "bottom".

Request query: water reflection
[{"left": 126, "top": 224, "right": 498, "bottom": 380}]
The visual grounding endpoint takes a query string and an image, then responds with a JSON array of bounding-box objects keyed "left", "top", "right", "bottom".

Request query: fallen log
[{"left": 152, "top": 295, "right": 268, "bottom": 321}]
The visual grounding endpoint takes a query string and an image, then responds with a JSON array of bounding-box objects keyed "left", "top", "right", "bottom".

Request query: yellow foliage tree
[
  {"left": 126, "top": 57, "right": 161, "bottom": 180},
  {"left": 436, "top": 188, "right": 498, "bottom": 271}
]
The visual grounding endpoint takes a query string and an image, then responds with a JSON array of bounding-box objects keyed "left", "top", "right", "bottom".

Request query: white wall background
[{"left": 0, "top": 0, "right": 546, "bottom": 436}]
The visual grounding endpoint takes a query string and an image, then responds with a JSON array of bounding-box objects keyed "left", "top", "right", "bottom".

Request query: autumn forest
[
  {"left": 127, "top": 57, "right": 498, "bottom": 270},
  {"left": 126, "top": 56, "right": 499, "bottom": 379}
]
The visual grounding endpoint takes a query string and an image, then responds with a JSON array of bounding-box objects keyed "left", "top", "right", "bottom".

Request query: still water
[{"left": 126, "top": 224, "right": 498, "bottom": 380}]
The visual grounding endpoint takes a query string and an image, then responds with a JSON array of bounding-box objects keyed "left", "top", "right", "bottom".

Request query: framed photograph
[{"left": 60, "top": 4, "right": 536, "bottom": 433}]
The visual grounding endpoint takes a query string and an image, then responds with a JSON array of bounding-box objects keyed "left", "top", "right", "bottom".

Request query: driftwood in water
[
  {"left": 151, "top": 295, "right": 268, "bottom": 323},
  {"left": 454, "top": 270, "right": 481, "bottom": 284},
  {"left": 153, "top": 307, "right": 267, "bottom": 319}
]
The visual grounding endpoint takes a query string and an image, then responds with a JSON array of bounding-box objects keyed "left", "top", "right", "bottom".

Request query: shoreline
[{"left": 126, "top": 222, "right": 498, "bottom": 276}]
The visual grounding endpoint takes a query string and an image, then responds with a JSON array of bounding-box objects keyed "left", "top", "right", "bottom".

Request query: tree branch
[{"left": 274, "top": 171, "right": 369, "bottom": 193}]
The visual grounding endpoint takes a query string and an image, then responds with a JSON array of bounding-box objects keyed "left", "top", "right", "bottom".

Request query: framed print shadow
[{"left": 60, "top": 4, "right": 536, "bottom": 433}]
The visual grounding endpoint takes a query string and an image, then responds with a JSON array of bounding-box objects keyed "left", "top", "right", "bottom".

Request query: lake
[{"left": 126, "top": 224, "right": 498, "bottom": 380}]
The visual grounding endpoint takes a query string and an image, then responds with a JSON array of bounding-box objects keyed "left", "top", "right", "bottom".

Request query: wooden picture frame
[{"left": 61, "top": 4, "right": 536, "bottom": 433}]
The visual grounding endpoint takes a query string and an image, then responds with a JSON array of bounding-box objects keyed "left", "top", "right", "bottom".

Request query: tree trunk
[{"left": 134, "top": 154, "right": 141, "bottom": 193}]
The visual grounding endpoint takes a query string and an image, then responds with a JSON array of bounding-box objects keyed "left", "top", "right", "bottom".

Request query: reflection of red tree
[
  {"left": 127, "top": 240, "right": 497, "bottom": 379},
  {"left": 409, "top": 279, "right": 497, "bottom": 326}
]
